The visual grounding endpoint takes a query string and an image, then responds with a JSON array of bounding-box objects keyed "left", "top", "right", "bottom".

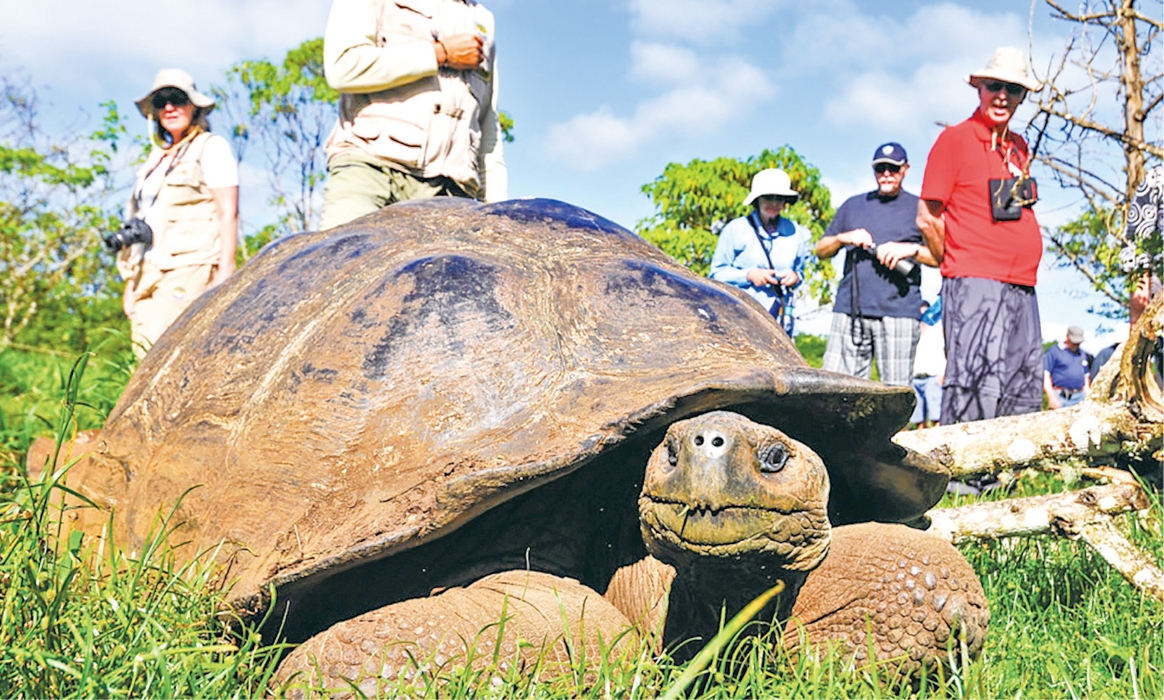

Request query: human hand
[
  {"left": 746, "top": 268, "right": 781, "bottom": 287},
  {"left": 777, "top": 270, "right": 799, "bottom": 287},
  {"left": 437, "top": 33, "right": 484, "bottom": 70},
  {"left": 875, "top": 241, "right": 920, "bottom": 270},
  {"left": 841, "top": 229, "right": 874, "bottom": 249},
  {"left": 1047, "top": 393, "right": 1061, "bottom": 410}
]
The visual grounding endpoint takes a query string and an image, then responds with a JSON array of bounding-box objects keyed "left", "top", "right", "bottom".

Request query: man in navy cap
[{"left": 816, "top": 142, "right": 938, "bottom": 387}]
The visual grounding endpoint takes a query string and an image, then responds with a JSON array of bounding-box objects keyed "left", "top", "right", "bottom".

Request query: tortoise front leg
[
  {"left": 275, "top": 570, "right": 639, "bottom": 696},
  {"left": 784, "top": 522, "right": 989, "bottom": 675},
  {"left": 603, "top": 554, "right": 676, "bottom": 643}
]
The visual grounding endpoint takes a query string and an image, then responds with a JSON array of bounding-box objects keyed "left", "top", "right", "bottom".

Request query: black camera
[
  {"left": 867, "top": 244, "right": 916, "bottom": 276},
  {"left": 103, "top": 218, "right": 153, "bottom": 252},
  {"left": 989, "top": 176, "right": 1038, "bottom": 222}
]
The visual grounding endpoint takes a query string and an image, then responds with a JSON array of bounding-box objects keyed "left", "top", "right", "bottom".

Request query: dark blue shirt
[
  {"left": 1044, "top": 343, "right": 1090, "bottom": 390},
  {"left": 828, "top": 190, "right": 923, "bottom": 318}
]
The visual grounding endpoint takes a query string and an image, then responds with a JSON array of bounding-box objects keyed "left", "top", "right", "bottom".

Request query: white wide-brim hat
[
  {"left": 743, "top": 168, "right": 800, "bottom": 206},
  {"left": 135, "top": 68, "right": 216, "bottom": 118},
  {"left": 966, "top": 47, "right": 1042, "bottom": 92}
]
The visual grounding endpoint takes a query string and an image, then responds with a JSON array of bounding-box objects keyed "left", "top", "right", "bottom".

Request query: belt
[{"left": 1055, "top": 387, "right": 1083, "bottom": 398}]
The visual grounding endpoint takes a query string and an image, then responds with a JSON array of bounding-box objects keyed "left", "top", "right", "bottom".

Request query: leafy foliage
[
  {"left": 637, "top": 147, "right": 837, "bottom": 304},
  {"left": 0, "top": 80, "right": 128, "bottom": 353}
]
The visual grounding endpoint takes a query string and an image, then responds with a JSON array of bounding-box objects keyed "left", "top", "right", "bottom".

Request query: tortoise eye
[
  {"left": 759, "top": 443, "right": 789, "bottom": 474},
  {"left": 666, "top": 439, "right": 679, "bottom": 468}
]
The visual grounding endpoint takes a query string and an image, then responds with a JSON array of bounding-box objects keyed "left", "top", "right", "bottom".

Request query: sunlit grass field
[{"left": 0, "top": 346, "right": 1160, "bottom": 698}]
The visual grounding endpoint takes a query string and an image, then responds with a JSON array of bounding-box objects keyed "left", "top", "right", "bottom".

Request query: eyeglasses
[
  {"left": 151, "top": 88, "right": 190, "bottom": 111},
  {"left": 873, "top": 163, "right": 902, "bottom": 174},
  {"left": 981, "top": 80, "right": 1026, "bottom": 97}
]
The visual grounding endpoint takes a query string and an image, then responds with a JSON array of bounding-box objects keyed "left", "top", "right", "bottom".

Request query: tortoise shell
[{"left": 86, "top": 199, "right": 944, "bottom": 636}]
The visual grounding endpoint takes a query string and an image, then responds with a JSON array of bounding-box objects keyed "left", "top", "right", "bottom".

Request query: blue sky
[{"left": 0, "top": 0, "right": 1135, "bottom": 349}]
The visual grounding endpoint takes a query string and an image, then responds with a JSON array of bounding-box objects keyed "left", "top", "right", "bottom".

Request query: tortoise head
[{"left": 638, "top": 411, "right": 831, "bottom": 574}]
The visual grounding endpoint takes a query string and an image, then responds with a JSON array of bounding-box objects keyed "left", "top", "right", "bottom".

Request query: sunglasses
[
  {"left": 981, "top": 80, "right": 1026, "bottom": 97},
  {"left": 151, "top": 88, "right": 190, "bottom": 111},
  {"left": 873, "top": 163, "right": 902, "bottom": 174},
  {"left": 757, "top": 194, "right": 794, "bottom": 205}
]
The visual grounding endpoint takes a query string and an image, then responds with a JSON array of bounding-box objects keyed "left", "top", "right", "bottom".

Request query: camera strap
[{"left": 746, "top": 213, "right": 794, "bottom": 332}]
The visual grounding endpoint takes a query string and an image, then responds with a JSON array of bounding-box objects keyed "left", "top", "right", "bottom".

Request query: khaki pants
[
  {"left": 129, "top": 263, "right": 214, "bottom": 358},
  {"left": 319, "top": 154, "right": 469, "bottom": 230}
]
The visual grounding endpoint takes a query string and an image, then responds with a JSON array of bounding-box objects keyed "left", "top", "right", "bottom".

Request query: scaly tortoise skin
[{"left": 75, "top": 199, "right": 986, "bottom": 689}]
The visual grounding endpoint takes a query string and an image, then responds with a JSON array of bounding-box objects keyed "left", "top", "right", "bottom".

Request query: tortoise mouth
[{"left": 640, "top": 495, "right": 809, "bottom": 554}]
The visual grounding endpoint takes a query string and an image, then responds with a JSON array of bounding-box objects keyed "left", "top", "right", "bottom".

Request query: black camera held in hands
[
  {"left": 867, "top": 244, "right": 916, "bottom": 276},
  {"left": 103, "top": 218, "right": 153, "bottom": 253}
]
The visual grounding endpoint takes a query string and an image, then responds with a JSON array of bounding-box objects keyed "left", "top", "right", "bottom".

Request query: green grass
[
  {"left": 0, "top": 342, "right": 135, "bottom": 482},
  {"left": 0, "top": 363, "right": 283, "bottom": 697},
  {"left": 1, "top": 349, "right": 1161, "bottom": 698}
]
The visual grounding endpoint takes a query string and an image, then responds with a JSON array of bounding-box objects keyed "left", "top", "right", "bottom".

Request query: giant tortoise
[{"left": 71, "top": 199, "right": 987, "bottom": 690}]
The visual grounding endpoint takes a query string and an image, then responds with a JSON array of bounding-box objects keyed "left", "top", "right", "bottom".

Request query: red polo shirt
[{"left": 920, "top": 110, "right": 1043, "bottom": 286}]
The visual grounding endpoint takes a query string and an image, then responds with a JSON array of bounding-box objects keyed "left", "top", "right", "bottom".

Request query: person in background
[
  {"left": 1091, "top": 274, "right": 1162, "bottom": 382},
  {"left": 910, "top": 299, "right": 945, "bottom": 428},
  {"left": 916, "top": 47, "right": 1044, "bottom": 424},
  {"left": 1043, "top": 326, "right": 1090, "bottom": 409},
  {"left": 319, "top": 0, "right": 507, "bottom": 230},
  {"left": 1092, "top": 165, "right": 1164, "bottom": 381},
  {"left": 117, "top": 69, "right": 238, "bottom": 359},
  {"left": 710, "top": 169, "right": 811, "bottom": 335},
  {"left": 816, "top": 142, "right": 937, "bottom": 386}
]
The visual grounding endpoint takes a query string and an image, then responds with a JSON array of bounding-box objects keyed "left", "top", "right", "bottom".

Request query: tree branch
[{"left": 924, "top": 484, "right": 1164, "bottom": 603}]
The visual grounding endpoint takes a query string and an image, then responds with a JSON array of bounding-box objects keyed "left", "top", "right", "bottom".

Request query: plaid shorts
[{"left": 822, "top": 313, "right": 920, "bottom": 386}]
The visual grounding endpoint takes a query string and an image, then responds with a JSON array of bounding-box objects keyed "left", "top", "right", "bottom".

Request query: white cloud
[
  {"left": 0, "top": 0, "right": 328, "bottom": 107},
  {"left": 630, "top": 0, "right": 781, "bottom": 44},
  {"left": 801, "top": 3, "right": 1040, "bottom": 135},
  {"left": 629, "top": 42, "right": 703, "bottom": 85},
  {"left": 545, "top": 53, "right": 770, "bottom": 170}
]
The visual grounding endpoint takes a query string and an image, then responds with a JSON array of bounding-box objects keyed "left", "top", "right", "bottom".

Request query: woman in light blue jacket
[{"left": 710, "top": 168, "right": 811, "bottom": 335}]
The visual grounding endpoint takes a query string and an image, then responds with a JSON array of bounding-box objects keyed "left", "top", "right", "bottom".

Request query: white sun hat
[
  {"left": 135, "top": 68, "right": 216, "bottom": 118},
  {"left": 743, "top": 168, "right": 800, "bottom": 206},
  {"left": 966, "top": 47, "right": 1042, "bottom": 92}
]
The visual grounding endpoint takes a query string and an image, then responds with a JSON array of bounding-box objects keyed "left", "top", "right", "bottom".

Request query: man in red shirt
[{"left": 917, "top": 47, "right": 1044, "bottom": 423}]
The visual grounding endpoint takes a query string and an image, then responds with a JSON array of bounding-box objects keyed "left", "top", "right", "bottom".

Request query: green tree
[
  {"left": 637, "top": 146, "right": 837, "bottom": 304},
  {"left": 0, "top": 78, "right": 126, "bottom": 353},
  {"left": 213, "top": 38, "right": 338, "bottom": 240},
  {"left": 1030, "top": 0, "right": 1162, "bottom": 314}
]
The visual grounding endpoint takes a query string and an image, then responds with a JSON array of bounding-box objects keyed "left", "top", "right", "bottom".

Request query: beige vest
[
  {"left": 118, "top": 134, "right": 221, "bottom": 290},
  {"left": 325, "top": 0, "right": 496, "bottom": 198}
]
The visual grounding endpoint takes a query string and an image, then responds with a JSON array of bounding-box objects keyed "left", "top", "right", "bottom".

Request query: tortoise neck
[{"left": 662, "top": 557, "right": 809, "bottom": 660}]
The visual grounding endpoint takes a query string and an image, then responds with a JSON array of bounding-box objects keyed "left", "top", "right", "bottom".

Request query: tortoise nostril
[
  {"left": 711, "top": 436, "right": 724, "bottom": 447},
  {"left": 694, "top": 436, "right": 704, "bottom": 446}
]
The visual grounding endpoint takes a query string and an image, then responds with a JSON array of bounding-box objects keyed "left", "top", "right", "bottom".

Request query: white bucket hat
[
  {"left": 743, "top": 168, "right": 800, "bottom": 206},
  {"left": 966, "top": 47, "right": 1041, "bottom": 92},
  {"left": 135, "top": 68, "right": 216, "bottom": 118}
]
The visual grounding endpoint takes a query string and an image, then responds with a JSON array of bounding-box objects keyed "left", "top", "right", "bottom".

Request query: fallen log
[
  {"left": 925, "top": 484, "right": 1164, "bottom": 603},
  {"left": 896, "top": 290, "right": 1164, "bottom": 478}
]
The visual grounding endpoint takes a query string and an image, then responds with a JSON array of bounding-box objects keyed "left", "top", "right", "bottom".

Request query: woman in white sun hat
[
  {"left": 710, "top": 168, "right": 811, "bottom": 335},
  {"left": 115, "top": 68, "right": 239, "bottom": 359}
]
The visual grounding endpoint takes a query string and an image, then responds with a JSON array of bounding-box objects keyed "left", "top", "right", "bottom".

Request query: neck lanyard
[{"left": 747, "top": 211, "right": 779, "bottom": 270}]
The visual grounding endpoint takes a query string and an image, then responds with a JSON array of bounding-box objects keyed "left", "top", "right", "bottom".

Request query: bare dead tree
[{"left": 1027, "top": 0, "right": 1162, "bottom": 310}]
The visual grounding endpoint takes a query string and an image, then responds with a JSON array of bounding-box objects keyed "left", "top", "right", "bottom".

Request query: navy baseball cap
[{"left": 872, "top": 142, "right": 908, "bottom": 165}]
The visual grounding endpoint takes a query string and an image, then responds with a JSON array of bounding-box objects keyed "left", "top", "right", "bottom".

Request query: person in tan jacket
[
  {"left": 319, "top": 0, "right": 507, "bottom": 230},
  {"left": 116, "top": 69, "right": 238, "bottom": 358}
]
